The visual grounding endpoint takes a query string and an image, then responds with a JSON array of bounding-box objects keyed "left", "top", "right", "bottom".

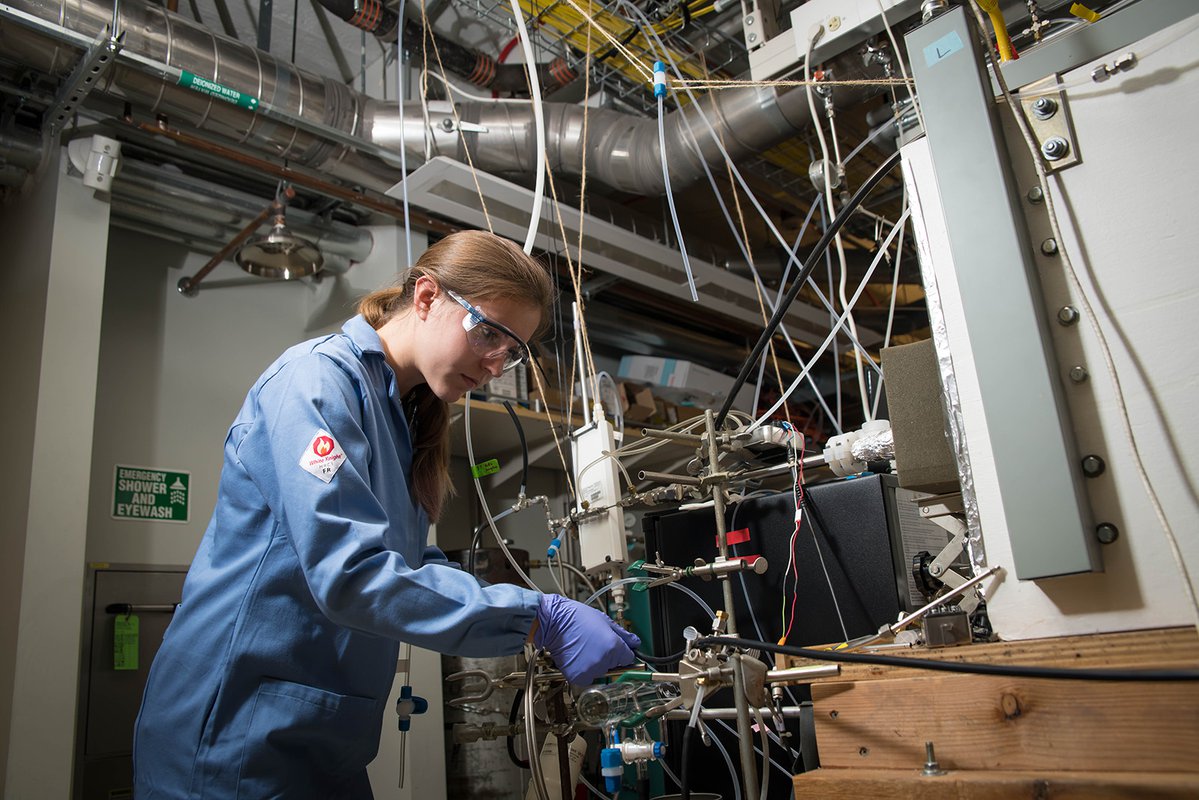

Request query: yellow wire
[{"left": 976, "top": 0, "right": 1015, "bottom": 61}]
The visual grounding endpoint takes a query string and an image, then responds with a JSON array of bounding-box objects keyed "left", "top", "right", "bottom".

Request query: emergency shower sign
[{"left": 112, "top": 465, "right": 190, "bottom": 523}]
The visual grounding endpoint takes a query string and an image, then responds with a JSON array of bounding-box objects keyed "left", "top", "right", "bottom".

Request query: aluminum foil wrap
[
  {"left": 905, "top": 169, "right": 988, "bottom": 575},
  {"left": 850, "top": 428, "right": 894, "bottom": 463}
]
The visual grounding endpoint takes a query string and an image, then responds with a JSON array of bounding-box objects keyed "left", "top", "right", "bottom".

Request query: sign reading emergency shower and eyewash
[{"left": 112, "top": 465, "right": 190, "bottom": 523}]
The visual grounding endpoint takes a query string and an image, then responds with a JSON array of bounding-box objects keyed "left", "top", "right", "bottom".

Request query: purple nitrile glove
[{"left": 533, "top": 594, "right": 641, "bottom": 686}]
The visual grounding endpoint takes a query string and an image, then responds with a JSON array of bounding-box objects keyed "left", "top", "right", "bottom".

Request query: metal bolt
[
  {"left": 439, "top": 118, "right": 454, "bottom": 132},
  {"left": 1081, "top": 455, "right": 1106, "bottom": 477},
  {"left": 829, "top": 710, "right": 839, "bottom": 719},
  {"left": 744, "top": 14, "right": 753, "bottom": 24},
  {"left": 1057, "top": 305, "right": 1079, "bottom": 326},
  {"left": 1027, "top": 186, "right": 1044, "bottom": 204},
  {"left": 859, "top": 747, "right": 869, "bottom": 757},
  {"left": 1096, "top": 523, "right": 1120, "bottom": 545},
  {"left": 748, "top": 32, "right": 757, "bottom": 42},
  {"left": 1069, "top": 365, "right": 1089, "bottom": 383},
  {"left": 1032, "top": 97, "right": 1058, "bottom": 120},
  {"left": 1042, "top": 136, "right": 1070, "bottom": 161},
  {"left": 1041, "top": 238, "right": 1058, "bottom": 256},
  {"left": 922, "top": 742, "right": 946, "bottom": 776}
]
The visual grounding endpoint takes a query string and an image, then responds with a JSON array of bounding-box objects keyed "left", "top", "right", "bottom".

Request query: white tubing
[
  {"left": 872, "top": 189, "right": 908, "bottom": 419},
  {"left": 624, "top": 5, "right": 882, "bottom": 383},
  {"left": 508, "top": 0, "right": 546, "bottom": 254},
  {"left": 658, "top": 94, "right": 698, "bottom": 301},
  {"left": 805, "top": 26, "right": 872, "bottom": 422},
  {"left": 396, "top": 0, "right": 413, "bottom": 268},
  {"left": 753, "top": 208, "right": 910, "bottom": 429}
]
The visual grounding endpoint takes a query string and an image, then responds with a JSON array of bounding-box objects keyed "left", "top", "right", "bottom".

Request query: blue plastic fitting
[
  {"left": 546, "top": 537, "right": 561, "bottom": 559},
  {"left": 652, "top": 60, "right": 667, "bottom": 98},
  {"left": 653, "top": 741, "right": 665, "bottom": 759},
  {"left": 396, "top": 685, "right": 428, "bottom": 732},
  {"left": 600, "top": 747, "right": 623, "bottom": 794}
]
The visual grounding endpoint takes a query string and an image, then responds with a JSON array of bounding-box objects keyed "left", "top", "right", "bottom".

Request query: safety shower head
[{"left": 236, "top": 201, "right": 324, "bottom": 280}]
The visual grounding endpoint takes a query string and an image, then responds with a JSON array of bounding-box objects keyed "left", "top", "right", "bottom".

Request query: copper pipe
[
  {"left": 128, "top": 116, "right": 461, "bottom": 237},
  {"left": 177, "top": 200, "right": 279, "bottom": 296}
]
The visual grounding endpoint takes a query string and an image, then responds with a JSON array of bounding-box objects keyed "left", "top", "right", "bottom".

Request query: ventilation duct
[{"left": 0, "top": 0, "right": 886, "bottom": 196}]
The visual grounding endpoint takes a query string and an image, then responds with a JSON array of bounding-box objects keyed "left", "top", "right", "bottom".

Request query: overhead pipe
[
  {"left": 302, "top": 0, "right": 578, "bottom": 95},
  {"left": 0, "top": 0, "right": 885, "bottom": 195},
  {"left": 0, "top": 127, "right": 43, "bottom": 169}
]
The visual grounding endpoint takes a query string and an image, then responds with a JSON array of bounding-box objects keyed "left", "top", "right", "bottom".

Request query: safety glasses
[{"left": 446, "top": 290, "right": 530, "bottom": 373}]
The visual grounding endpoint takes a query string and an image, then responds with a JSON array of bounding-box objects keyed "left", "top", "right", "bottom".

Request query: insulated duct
[
  {"left": 0, "top": 126, "right": 45, "bottom": 188},
  {"left": 0, "top": 0, "right": 885, "bottom": 195}
]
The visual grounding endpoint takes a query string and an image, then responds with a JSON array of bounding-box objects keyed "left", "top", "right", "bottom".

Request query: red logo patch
[{"left": 313, "top": 436, "right": 335, "bottom": 457}]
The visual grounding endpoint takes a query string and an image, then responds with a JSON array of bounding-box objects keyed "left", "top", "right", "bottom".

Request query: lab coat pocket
[{"left": 235, "top": 677, "right": 381, "bottom": 799}]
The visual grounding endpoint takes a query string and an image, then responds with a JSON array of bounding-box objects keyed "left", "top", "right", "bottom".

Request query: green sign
[
  {"left": 113, "top": 465, "right": 190, "bottom": 523},
  {"left": 177, "top": 70, "right": 260, "bottom": 110}
]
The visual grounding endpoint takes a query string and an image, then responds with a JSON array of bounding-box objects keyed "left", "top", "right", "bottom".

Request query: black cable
[
  {"left": 679, "top": 723, "right": 693, "bottom": 800},
  {"left": 502, "top": 399, "right": 529, "bottom": 496},
  {"left": 714, "top": 149, "right": 903, "bottom": 428},
  {"left": 635, "top": 648, "right": 684, "bottom": 665},
  {"left": 695, "top": 636, "right": 1199, "bottom": 682},
  {"left": 466, "top": 521, "right": 488, "bottom": 577},
  {"left": 507, "top": 688, "right": 531, "bottom": 769}
]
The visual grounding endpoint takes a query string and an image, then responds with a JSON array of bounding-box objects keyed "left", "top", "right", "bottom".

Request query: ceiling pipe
[{"left": 0, "top": 0, "right": 886, "bottom": 196}]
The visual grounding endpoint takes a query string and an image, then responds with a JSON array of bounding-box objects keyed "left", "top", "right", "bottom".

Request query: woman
[{"left": 134, "top": 231, "right": 639, "bottom": 798}]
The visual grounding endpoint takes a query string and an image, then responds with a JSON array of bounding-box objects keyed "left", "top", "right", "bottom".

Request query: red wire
[{"left": 782, "top": 431, "right": 807, "bottom": 643}]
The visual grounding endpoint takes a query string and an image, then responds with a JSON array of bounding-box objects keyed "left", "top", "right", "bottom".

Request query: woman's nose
[{"left": 481, "top": 355, "right": 506, "bottom": 379}]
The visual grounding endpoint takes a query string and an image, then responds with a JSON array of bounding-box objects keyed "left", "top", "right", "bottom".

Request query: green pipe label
[
  {"left": 178, "top": 70, "right": 259, "bottom": 110},
  {"left": 471, "top": 459, "right": 500, "bottom": 478}
]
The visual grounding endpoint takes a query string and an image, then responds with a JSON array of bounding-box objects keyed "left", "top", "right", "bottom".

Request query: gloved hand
[{"left": 533, "top": 593, "right": 641, "bottom": 685}]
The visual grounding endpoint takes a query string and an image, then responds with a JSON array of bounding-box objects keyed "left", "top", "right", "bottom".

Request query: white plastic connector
[{"left": 67, "top": 134, "right": 122, "bottom": 192}]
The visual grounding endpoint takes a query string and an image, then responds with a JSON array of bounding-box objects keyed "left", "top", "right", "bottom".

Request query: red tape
[{"left": 724, "top": 527, "right": 751, "bottom": 547}]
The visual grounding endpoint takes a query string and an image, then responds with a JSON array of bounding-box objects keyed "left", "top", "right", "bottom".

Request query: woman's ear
[{"left": 411, "top": 275, "right": 439, "bottom": 321}]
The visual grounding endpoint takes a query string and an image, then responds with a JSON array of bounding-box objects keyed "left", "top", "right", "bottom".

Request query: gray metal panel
[
  {"left": 999, "top": 0, "right": 1199, "bottom": 89},
  {"left": 74, "top": 565, "right": 187, "bottom": 800},
  {"left": 905, "top": 7, "right": 1100, "bottom": 579}
]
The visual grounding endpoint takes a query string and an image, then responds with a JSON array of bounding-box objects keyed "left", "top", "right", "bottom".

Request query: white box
[
  {"left": 475, "top": 363, "right": 528, "bottom": 404},
  {"left": 617, "top": 355, "right": 756, "bottom": 412}
]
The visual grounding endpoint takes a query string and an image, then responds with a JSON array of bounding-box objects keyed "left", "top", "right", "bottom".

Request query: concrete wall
[
  {"left": 0, "top": 149, "right": 56, "bottom": 798},
  {"left": 1, "top": 153, "right": 111, "bottom": 799}
]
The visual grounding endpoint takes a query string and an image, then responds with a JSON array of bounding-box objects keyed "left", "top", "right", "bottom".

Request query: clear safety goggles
[{"left": 446, "top": 290, "right": 531, "bottom": 373}]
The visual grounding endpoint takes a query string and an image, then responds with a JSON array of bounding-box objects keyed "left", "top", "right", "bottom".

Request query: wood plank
[
  {"left": 775, "top": 626, "right": 1199, "bottom": 683},
  {"left": 794, "top": 768, "right": 1199, "bottom": 799},
  {"left": 809, "top": 673, "right": 1199, "bottom": 772}
]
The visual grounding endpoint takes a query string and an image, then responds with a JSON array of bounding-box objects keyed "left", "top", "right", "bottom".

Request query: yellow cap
[{"left": 1070, "top": 3, "right": 1101, "bottom": 23}]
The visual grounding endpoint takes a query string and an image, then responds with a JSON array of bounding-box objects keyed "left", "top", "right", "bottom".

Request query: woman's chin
[{"left": 434, "top": 383, "right": 466, "bottom": 404}]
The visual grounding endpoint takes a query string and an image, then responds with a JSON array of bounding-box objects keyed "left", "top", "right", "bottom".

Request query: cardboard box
[
  {"left": 617, "top": 355, "right": 756, "bottom": 412},
  {"left": 623, "top": 384, "right": 656, "bottom": 423}
]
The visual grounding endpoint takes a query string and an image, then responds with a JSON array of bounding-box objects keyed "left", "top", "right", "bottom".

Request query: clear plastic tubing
[{"left": 585, "top": 577, "right": 715, "bottom": 620}]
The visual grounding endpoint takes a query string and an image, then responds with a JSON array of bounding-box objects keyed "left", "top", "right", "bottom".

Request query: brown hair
[{"left": 357, "top": 230, "right": 555, "bottom": 521}]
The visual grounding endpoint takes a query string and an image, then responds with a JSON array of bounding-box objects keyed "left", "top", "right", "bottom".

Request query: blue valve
[
  {"left": 546, "top": 537, "right": 561, "bottom": 560},
  {"left": 600, "top": 747, "right": 623, "bottom": 794},
  {"left": 652, "top": 61, "right": 667, "bottom": 98},
  {"left": 395, "top": 685, "right": 428, "bottom": 732}
]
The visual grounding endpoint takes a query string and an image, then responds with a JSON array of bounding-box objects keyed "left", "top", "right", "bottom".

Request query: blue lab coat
[{"left": 134, "top": 315, "right": 540, "bottom": 799}]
